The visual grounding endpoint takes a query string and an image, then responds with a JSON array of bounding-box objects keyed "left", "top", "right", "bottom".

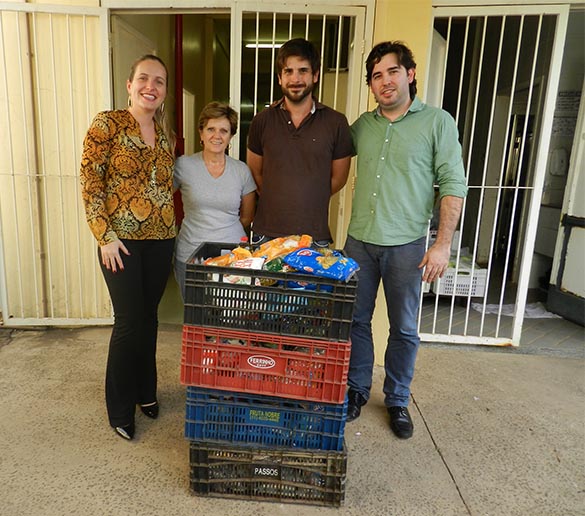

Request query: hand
[
  {"left": 100, "top": 240, "right": 130, "bottom": 272},
  {"left": 418, "top": 242, "right": 450, "bottom": 283}
]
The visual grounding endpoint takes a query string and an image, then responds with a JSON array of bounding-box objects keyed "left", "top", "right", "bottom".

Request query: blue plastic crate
[{"left": 185, "top": 386, "right": 347, "bottom": 451}]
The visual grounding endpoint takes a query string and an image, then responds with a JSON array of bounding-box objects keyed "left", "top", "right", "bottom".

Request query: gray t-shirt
[{"left": 173, "top": 152, "right": 257, "bottom": 263}]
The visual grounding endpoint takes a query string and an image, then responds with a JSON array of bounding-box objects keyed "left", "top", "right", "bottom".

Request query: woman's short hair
[{"left": 198, "top": 102, "right": 239, "bottom": 135}]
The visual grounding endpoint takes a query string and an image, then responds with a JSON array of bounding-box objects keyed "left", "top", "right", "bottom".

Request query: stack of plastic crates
[{"left": 180, "top": 242, "right": 357, "bottom": 507}]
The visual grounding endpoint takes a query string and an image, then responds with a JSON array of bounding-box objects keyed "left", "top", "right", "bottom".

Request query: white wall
[
  {"left": 549, "top": 11, "right": 585, "bottom": 299},
  {"left": 534, "top": 10, "right": 584, "bottom": 291}
]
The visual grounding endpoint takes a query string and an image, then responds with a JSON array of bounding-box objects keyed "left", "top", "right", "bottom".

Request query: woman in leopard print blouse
[{"left": 80, "top": 54, "right": 175, "bottom": 441}]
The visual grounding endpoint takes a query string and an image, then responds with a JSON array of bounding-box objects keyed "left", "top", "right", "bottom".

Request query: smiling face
[
  {"left": 278, "top": 56, "right": 319, "bottom": 104},
  {"left": 369, "top": 52, "right": 415, "bottom": 118},
  {"left": 199, "top": 116, "right": 232, "bottom": 154},
  {"left": 126, "top": 58, "right": 167, "bottom": 114}
]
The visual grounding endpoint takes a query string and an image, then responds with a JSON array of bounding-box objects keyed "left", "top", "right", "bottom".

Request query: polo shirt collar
[{"left": 276, "top": 96, "right": 319, "bottom": 114}]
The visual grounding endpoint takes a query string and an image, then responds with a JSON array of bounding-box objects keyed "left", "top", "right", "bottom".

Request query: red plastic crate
[{"left": 180, "top": 326, "right": 350, "bottom": 403}]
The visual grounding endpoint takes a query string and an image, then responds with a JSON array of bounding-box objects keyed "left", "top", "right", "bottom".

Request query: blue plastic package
[{"left": 282, "top": 248, "right": 359, "bottom": 282}]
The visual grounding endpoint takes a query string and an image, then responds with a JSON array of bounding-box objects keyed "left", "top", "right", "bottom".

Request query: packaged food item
[
  {"left": 223, "top": 257, "right": 266, "bottom": 284},
  {"left": 203, "top": 245, "right": 252, "bottom": 266},
  {"left": 252, "top": 234, "right": 313, "bottom": 261},
  {"left": 282, "top": 248, "right": 359, "bottom": 282},
  {"left": 238, "top": 236, "right": 253, "bottom": 252},
  {"left": 264, "top": 256, "right": 296, "bottom": 274}
]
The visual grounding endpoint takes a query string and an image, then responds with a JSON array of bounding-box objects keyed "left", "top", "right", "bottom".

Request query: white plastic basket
[{"left": 433, "top": 267, "right": 487, "bottom": 297}]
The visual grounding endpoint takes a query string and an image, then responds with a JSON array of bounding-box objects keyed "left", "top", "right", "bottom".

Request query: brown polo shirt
[{"left": 247, "top": 98, "right": 353, "bottom": 241}]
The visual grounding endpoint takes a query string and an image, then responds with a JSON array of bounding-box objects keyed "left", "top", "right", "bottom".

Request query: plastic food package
[
  {"left": 223, "top": 257, "right": 266, "bottom": 285},
  {"left": 282, "top": 248, "right": 359, "bottom": 282},
  {"left": 252, "top": 234, "right": 313, "bottom": 261},
  {"left": 203, "top": 246, "right": 252, "bottom": 267}
]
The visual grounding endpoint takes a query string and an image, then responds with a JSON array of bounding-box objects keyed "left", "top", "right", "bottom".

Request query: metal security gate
[
  {"left": 230, "top": 2, "right": 372, "bottom": 244},
  {"left": 0, "top": 3, "right": 111, "bottom": 326},
  {"left": 419, "top": 4, "right": 569, "bottom": 346}
]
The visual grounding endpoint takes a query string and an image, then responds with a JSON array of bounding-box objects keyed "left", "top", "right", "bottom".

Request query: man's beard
[{"left": 282, "top": 82, "right": 315, "bottom": 104}]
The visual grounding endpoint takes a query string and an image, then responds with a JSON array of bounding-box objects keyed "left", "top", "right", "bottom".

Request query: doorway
[
  {"left": 108, "top": 7, "right": 368, "bottom": 323},
  {"left": 420, "top": 5, "right": 570, "bottom": 345}
]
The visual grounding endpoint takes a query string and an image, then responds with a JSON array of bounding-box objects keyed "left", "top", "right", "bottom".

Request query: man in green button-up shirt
[{"left": 344, "top": 41, "right": 468, "bottom": 439}]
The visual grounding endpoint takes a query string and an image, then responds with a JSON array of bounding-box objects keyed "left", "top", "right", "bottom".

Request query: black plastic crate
[
  {"left": 184, "top": 242, "right": 357, "bottom": 341},
  {"left": 189, "top": 441, "right": 347, "bottom": 507},
  {"left": 185, "top": 386, "right": 347, "bottom": 450}
]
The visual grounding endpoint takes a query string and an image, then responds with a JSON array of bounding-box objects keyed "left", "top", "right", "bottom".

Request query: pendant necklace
[{"left": 151, "top": 156, "right": 157, "bottom": 187}]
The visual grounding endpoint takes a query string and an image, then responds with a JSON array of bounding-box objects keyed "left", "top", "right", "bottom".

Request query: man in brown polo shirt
[{"left": 246, "top": 38, "right": 353, "bottom": 246}]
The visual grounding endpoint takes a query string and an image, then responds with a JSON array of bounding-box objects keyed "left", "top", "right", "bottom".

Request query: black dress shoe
[
  {"left": 114, "top": 422, "right": 135, "bottom": 440},
  {"left": 346, "top": 389, "right": 367, "bottom": 422},
  {"left": 387, "top": 406, "right": 413, "bottom": 439},
  {"left": 140, "top": 402, "right": 159, "bottom": 419}
]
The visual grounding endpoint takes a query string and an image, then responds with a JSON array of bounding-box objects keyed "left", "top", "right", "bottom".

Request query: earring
[
  {"left": 160, "top": 102, "right": 165, "bottom": 114},
  {"left": 127, "top": 96, "right": 132, "bottom": 108}
]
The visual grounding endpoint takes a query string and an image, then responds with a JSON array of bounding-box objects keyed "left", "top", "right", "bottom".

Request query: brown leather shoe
[{"left": 347, "top": 389, "right": 367, "bottom": 422}]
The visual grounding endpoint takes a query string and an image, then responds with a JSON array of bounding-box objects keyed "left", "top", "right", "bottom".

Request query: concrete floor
[{"left": 0, "top": 322, "right": 583, "bottom": 516}]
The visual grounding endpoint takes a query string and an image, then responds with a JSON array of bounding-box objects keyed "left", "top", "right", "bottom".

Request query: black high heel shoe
[
  {"left": 114, "top": 422, "right": 135, "bottom": 440},
  {"left": 140, "top": 402, "right": 159, "bottom": 419}
]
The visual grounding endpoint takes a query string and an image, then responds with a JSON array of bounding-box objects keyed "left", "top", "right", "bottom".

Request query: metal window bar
[
  {"left": 319, "top": 15, "right": 327, "bottom": 105},
  {"left": 444, "top": 15, "right": 488, "bottom": 336},
  {"left": 478, "top": 15, "right": 525, "bottom": 338},
  {"left": 269, "top": 13, "right": 276, "bottom": 104},
  {"left": 253, "top": 12, "right": 259, "bottom": 116},
  {"left": 454, "top": 17, "right": 470, "bottom": 127},
  {"left": 467, "top": 16, "right": 507, "bottom": 337},
  {"left": 331, "top": 16, "right": 343, "bottom": 111},
  {"left": 425, "top": 20, "right": 453, "bottom": 334},
  {"left": 439, "top": 18, "right": 452, "bottom": 109},
  {"left": 429, "top": 16, "right": 471, "bottom": 335},
  {"left": 496, "top": 15, "right": 543, "bottom": 335}
]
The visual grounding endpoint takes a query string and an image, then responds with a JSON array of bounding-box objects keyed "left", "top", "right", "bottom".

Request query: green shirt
[{"left": 348, "top": 97, "right": 467, "bottom": 246}]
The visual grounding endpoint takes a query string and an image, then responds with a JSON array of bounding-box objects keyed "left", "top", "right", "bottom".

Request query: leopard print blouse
[{"left": 80, "top": 110, "right": 176, "bottom": 246}]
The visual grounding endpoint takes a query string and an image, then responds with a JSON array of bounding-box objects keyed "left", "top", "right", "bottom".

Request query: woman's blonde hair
[{"left": 129, "top": 54, "right": 176, "bottom": 152}]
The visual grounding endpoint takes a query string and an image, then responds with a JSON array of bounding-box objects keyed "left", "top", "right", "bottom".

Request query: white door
[{"left": 0, "top": 3, "right": 111, "bottom": 326}]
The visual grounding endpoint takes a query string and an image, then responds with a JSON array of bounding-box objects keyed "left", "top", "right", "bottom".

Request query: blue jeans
[{"left": 344, "top": 235, "right": 425, "bottom": 407}]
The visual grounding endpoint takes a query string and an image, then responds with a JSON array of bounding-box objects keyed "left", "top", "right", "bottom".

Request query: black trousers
[{"left": 99, "top": 238, "right": 174, "bottom": 427}]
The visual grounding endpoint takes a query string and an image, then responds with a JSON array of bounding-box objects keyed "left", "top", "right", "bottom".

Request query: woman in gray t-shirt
[{"left": 173, "top": 102, "right": 257, "bottom": 298}]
